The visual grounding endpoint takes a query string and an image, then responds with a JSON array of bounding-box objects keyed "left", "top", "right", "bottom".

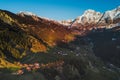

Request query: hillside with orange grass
[
  {"left": 0, "top": 9, "right": 75, "bottom": 59},
  {"left": 0, "top": 9, "right": 76, "bottom": 72}
]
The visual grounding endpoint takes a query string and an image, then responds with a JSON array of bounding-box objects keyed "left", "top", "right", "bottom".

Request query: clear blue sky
[{"left": 0, "top": 0, "right": 120, "bottom": 20}]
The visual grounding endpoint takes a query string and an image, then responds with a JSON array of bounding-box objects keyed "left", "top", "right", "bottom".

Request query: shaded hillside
[
  {"left": 0, "top": 35, "right": 120, "bottom": 80},
  {"left": 86, "top": 26, "right": 120, "bottom": 67},
  {"left": 0, "top": 19, "right": 31, "bottom": 61}
]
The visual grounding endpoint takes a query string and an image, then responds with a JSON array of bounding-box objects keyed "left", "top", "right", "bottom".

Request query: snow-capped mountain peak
[
  {"left": 60, "top": 6, "right": 120, "bottom": 29},
  {"left": 76, "top": 9, "right": 102, "bottom": 23},
  {"left": 17, "top": 11, "right": 60, "bottom": 24},
  {"left": 18, "top": 11, "right": 37, "bottom": 16},
  {"left": 84, "top": 9, "right": 100, "bottom": 15},
  {"left": 115, "top": 6, "right": 120, "bottom": 11},
  {"left": 103, "top": 6, "right": 120, "bottom": 20}
]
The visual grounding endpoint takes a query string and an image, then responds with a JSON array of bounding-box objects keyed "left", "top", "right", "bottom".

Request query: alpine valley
[{"left": 0, "top": 6, "right": 120, "bottom": 80}]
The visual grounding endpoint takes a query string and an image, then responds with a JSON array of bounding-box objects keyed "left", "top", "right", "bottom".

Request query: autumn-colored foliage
[
  {"left": 0, "top": 10, "right": 76, "bottom": 69},
  {"left": 0, "top": 9, "right": 76, "bottom": 54},
  {"left": 29, "top": 36, "right": 47, "bottom": 53},
  {"left": 16, "top": 60, "right": 64, "bottom": 75},
  {"left": 17, "top": 13, "right": 75, "bottom": 47}
]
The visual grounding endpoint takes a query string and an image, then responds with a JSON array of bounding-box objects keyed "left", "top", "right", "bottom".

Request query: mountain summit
[{"left": 60, "top": 6, "right": 120, "bottom": 29}]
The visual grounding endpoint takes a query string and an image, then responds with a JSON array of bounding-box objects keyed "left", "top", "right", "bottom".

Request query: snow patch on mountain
[
  {"left": 103, "top": 6, "right": 120, "bottom": 20},
  {"left": 18, "top": 11, "right": 60, "bottom": 24},
  {"left": 18, "top": 11, "right": 37, "bottom": 16}
]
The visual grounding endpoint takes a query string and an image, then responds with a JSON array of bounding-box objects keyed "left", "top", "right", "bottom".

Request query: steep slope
[
  {"left": 0, "top": 9, "right": 75, "bottom": 67},
  {"left": 0, "top": 19, "right": 30, "bottom": 60},
  {"left": 86, "top": 25, "right": 120, "bottom": 67},
  {"left": 0, "top": 9, "right": 75, "bottom": 50}
]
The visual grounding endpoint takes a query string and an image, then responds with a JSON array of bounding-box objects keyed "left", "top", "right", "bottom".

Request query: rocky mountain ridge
[{"left": 60, "top": 6, "right": 120, "bottom": 29}]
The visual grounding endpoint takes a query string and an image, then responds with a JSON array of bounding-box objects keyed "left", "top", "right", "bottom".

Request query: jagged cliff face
[{"left": 60, "top": 6, "right": 120, "bottom": 30}]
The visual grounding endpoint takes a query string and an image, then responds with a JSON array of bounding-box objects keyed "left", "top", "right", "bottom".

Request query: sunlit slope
[{"left": 0, "top": 9, "right": 75, "bottom": 60}]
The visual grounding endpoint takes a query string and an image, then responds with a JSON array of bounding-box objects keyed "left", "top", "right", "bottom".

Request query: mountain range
[
  {"left": 60, "top": 6, "right": 120, "bottom": 29},
  {"left": 0, "top": 6, "right": 120, "bottom": 80}
]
